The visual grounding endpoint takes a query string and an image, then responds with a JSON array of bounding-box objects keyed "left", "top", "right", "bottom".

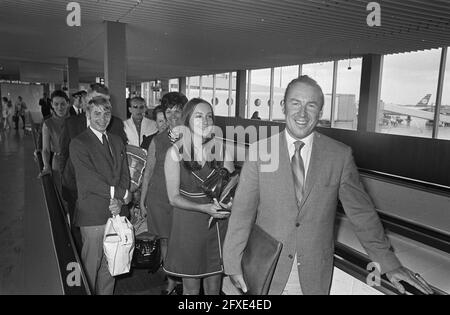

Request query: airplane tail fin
[{"left": 416, "top": 94, "right": 432, "bottom": 107}]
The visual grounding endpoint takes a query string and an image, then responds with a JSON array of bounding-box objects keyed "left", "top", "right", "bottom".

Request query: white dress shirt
[
  {"left": 285, "top": 130, "right": 314, "bottom": 176},
  {"left": 123, "top": 117, "right": 158, "bottom": 147},
  {"left": 73, "top": 105, "right": 82, "bottom": 115},
  {"left": 283, "top": 130, "right": 315, "bottom": 295}
]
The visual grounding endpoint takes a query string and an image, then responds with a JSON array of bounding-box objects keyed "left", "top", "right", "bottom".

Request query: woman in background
[
  {"left": 14, "top": 96, "right": 27, "bottom": 130},
  {"left": 1, "top": 97, "right": 7, "bottom": 130},
  {"left": 40, "top": 90, "right": 69, "bottom": 193},
  {"left": 153, "top": 105, "right": 168, "bottom": 134},
  {"left": 163, "top": 98, "right": 234, "bottom": 295},
  {"left": 5, "top": 99, "right": 14, "bottom": 131},
  {"left": 140, "top": 92, "right": 188, "bottom": 295}
]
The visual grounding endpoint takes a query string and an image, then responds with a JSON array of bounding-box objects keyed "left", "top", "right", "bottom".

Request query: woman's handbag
[
  {"left": 200, "top": 167, "right": 240, "bottom": 206},
  {"left": 132, "top": 236, "right": 161, "bottom": 273}
]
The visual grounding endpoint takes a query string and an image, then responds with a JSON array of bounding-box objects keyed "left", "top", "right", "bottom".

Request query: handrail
[
  {"left": 359, "top": 169, "right": 450, "bottom": 197},
  {"left": 32, "top": 129, "right": 91, "bottom": 295},
  {"left": 337, "top": 206, "right": 450, "bottom": 254},
  {"left": 334, "top": 242, "right": 446, "bottom": 295}
]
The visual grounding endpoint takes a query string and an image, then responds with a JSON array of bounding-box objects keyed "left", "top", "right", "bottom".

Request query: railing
[
  {"left": 31, "top": 128, "right": 91, "bottom": 295},
  {"left": 334, "top": 243, "right": 446, "bottom": 295}
]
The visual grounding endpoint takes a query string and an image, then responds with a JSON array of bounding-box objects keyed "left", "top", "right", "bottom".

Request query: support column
[
  {"left": 179, "top": 77, "right": 187, "bottom": 95},
  {"left": 67, "top": 57, "right": 79, "bottom": 96},
  {"left": 236, "top": 70, "right": 247, "bottom": 118},
  {"left": 104, "top": 21, "right": 127, "bottom": 120},
  {"left": 432, "top": 47, "right": 447, "bottom": 139},
  {"left": 358, "top": 54, "right": 383, "bottom": 132},
  {"left": 330, "top": 61, "right": 338, "bottom": 128},
  {"left": 160, "top": 80, "right": 169, "bottom": 96}
]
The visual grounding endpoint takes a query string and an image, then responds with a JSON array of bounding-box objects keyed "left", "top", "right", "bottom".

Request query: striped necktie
[{"left": 291, "top": 141, "right": 305, "bottom": 206}]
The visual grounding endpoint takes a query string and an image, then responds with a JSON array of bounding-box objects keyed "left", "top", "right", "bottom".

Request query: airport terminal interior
[{"left": 0, "top": 0, "right": 449, "bottom": 295}]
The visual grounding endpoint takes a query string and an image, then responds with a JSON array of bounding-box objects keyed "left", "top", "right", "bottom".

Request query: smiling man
[
  {"left": 69, "top": 97, "right": 130, "bottom": 295},
  {"left": 123, "top": 96, "right": 158, "bottom": 147},
  {"left": 223, "top": 75, "right": 433, "bottom": 295}
]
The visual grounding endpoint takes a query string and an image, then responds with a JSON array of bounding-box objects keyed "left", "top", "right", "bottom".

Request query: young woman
[
  {"left": 40, "top": 90, "right": 69, "bottom": 193},
  {"left": 163, "top": 98, "right": 234, "bottom": 295}
]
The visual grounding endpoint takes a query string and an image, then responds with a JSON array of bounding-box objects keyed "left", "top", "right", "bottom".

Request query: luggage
[
  {"left": 103, "top": 215, "right": 135, "bottom": 276},
  {"left": 126, "top": 145, "right": 147, "bottom": 192},
  {"left": 132, "top": 236, "right": 161, "bottom": 273}
]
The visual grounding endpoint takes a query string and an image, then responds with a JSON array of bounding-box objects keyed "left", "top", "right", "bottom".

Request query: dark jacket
[
  {"left": 69, "top": 128, "right": 130, "bottom": 226},
  {"left": 60, "top": 113, "right": 127, "bottom": 191}
]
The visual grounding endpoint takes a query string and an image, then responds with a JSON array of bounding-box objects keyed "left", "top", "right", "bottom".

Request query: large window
[
  {"left": 439, "top": 47, "right": 450, "bottom": 140},
  {"left": 169, "top": 79, "right": 179, "bottom": 92},
  {"left": 187, "top": 76, "right": 200, "bottom": 99},
  {"left": 302, "top": 62, "right": 334, "bottom": 127},
  {"left": 201, "top": 75, "right": 214, "bottom": 107},
  {"left": 335, "top": 58, "right": 362, "bottom": 130},
  {"left": 379, "top": 49, "right": 441, "bottom": 138},
  {"left": 272, "top": 65, "right": 300, "bottom": 121},
  {"left": 213, "top": 72, "right": 236, "bottom": 117},
  {"left": 247, "top": 68, "right": 271, "bottom": 120}
]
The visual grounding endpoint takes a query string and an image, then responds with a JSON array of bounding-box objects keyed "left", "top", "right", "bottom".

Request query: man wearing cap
[{"left": 70, "top": 90, "right": 87, "bottom": 116}]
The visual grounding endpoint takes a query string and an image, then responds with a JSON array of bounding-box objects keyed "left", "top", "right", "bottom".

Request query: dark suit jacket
[
  {"left": 223, "top": 131, "right": 401, "bottom": 295},
  {"left": 68, "top": 106, "right": 80, "bottom": 117},
  {"left": 60, "top": 113, "right": 127, "bottom": 191},
  {"left": 69, "top": 128, "right": 130, "bottom": 226}
]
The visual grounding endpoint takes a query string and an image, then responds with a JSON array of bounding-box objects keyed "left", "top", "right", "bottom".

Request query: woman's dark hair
[
  {"left": 51, "top": 90, "right": 69, "bottom": 102},
  {"left": 180, "top": 98, "right": 220, "bottom": 171},
  {"left": 152, "top": 105, "right": 166, "bottom": 120},
  {"left": 160, "top": 92, "right": 188, "bottom": 111},
  {"left": 2, "top": 97, "right": 8, "bottom": 103}
]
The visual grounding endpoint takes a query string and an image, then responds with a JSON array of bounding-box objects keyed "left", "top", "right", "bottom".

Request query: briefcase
[{"left": 242, "top": 224, "right": 282, "bottom": 295}]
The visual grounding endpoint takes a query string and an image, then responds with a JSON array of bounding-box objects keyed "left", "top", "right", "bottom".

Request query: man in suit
[
  {"left": 70, "top": 96, "right": 130, "bottom": 295},
  {"left": 39, "top": 92, "right": 52, "bottom": 120},
  {"left": 223, "top": 76, "right": 433, "bottom": 295},
  {"left": 123, "top": 96, "right": 158, "bottom": 147},
  {"left": 60, "top": 83, "right": 127, "bottom": 250},
  {"left": 69, "top": 90, "right": 87, "bottom": 116}
]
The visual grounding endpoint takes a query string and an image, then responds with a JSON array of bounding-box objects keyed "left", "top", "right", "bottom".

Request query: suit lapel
[{"left": 298, "top": 132, "right": 323, "bottom": 211}]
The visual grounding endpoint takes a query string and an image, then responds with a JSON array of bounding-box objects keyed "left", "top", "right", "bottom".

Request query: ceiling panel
[{"left": 0, "top": 0, "right": 449, "bottom": 82}]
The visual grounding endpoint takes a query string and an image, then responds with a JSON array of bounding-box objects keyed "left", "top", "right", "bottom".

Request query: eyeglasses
[{"left": 131, "top": 105, "right": 145, "bottom": 109}]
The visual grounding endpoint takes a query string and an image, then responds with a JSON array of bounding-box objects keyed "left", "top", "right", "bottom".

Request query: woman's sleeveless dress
[
  {"left": 163, "top": 160, "right": 228, "bottom": 278},
  {"left": 146, "top": 129, "right": 173, "bottom": 239}
]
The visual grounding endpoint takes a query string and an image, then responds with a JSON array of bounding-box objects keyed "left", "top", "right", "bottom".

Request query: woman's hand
[
  {"left": 140, "top": 200, "right": 147, "bottom": 214},
  {"left": 219, "top": 197, "right": 233, "bottom": 211},
  {"left": 204, "top": 199, "right": 231, "bottom": 219},
  {"left": 38, "top": 167, "right": 51, "bottom": 178}
]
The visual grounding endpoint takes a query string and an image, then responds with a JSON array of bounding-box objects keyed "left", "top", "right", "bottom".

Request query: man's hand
[
  {"left": 386, "top": 266, "right": 433, "bottom": 295},
  {"left": 123, "top": 191, "right": 132, "bottom": 205},
  {"left": 229, "top": 274, "right": 248, "bottom": 294},
  {"left": 109, "top": 198, "right": 123, "bottom": 216}
]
